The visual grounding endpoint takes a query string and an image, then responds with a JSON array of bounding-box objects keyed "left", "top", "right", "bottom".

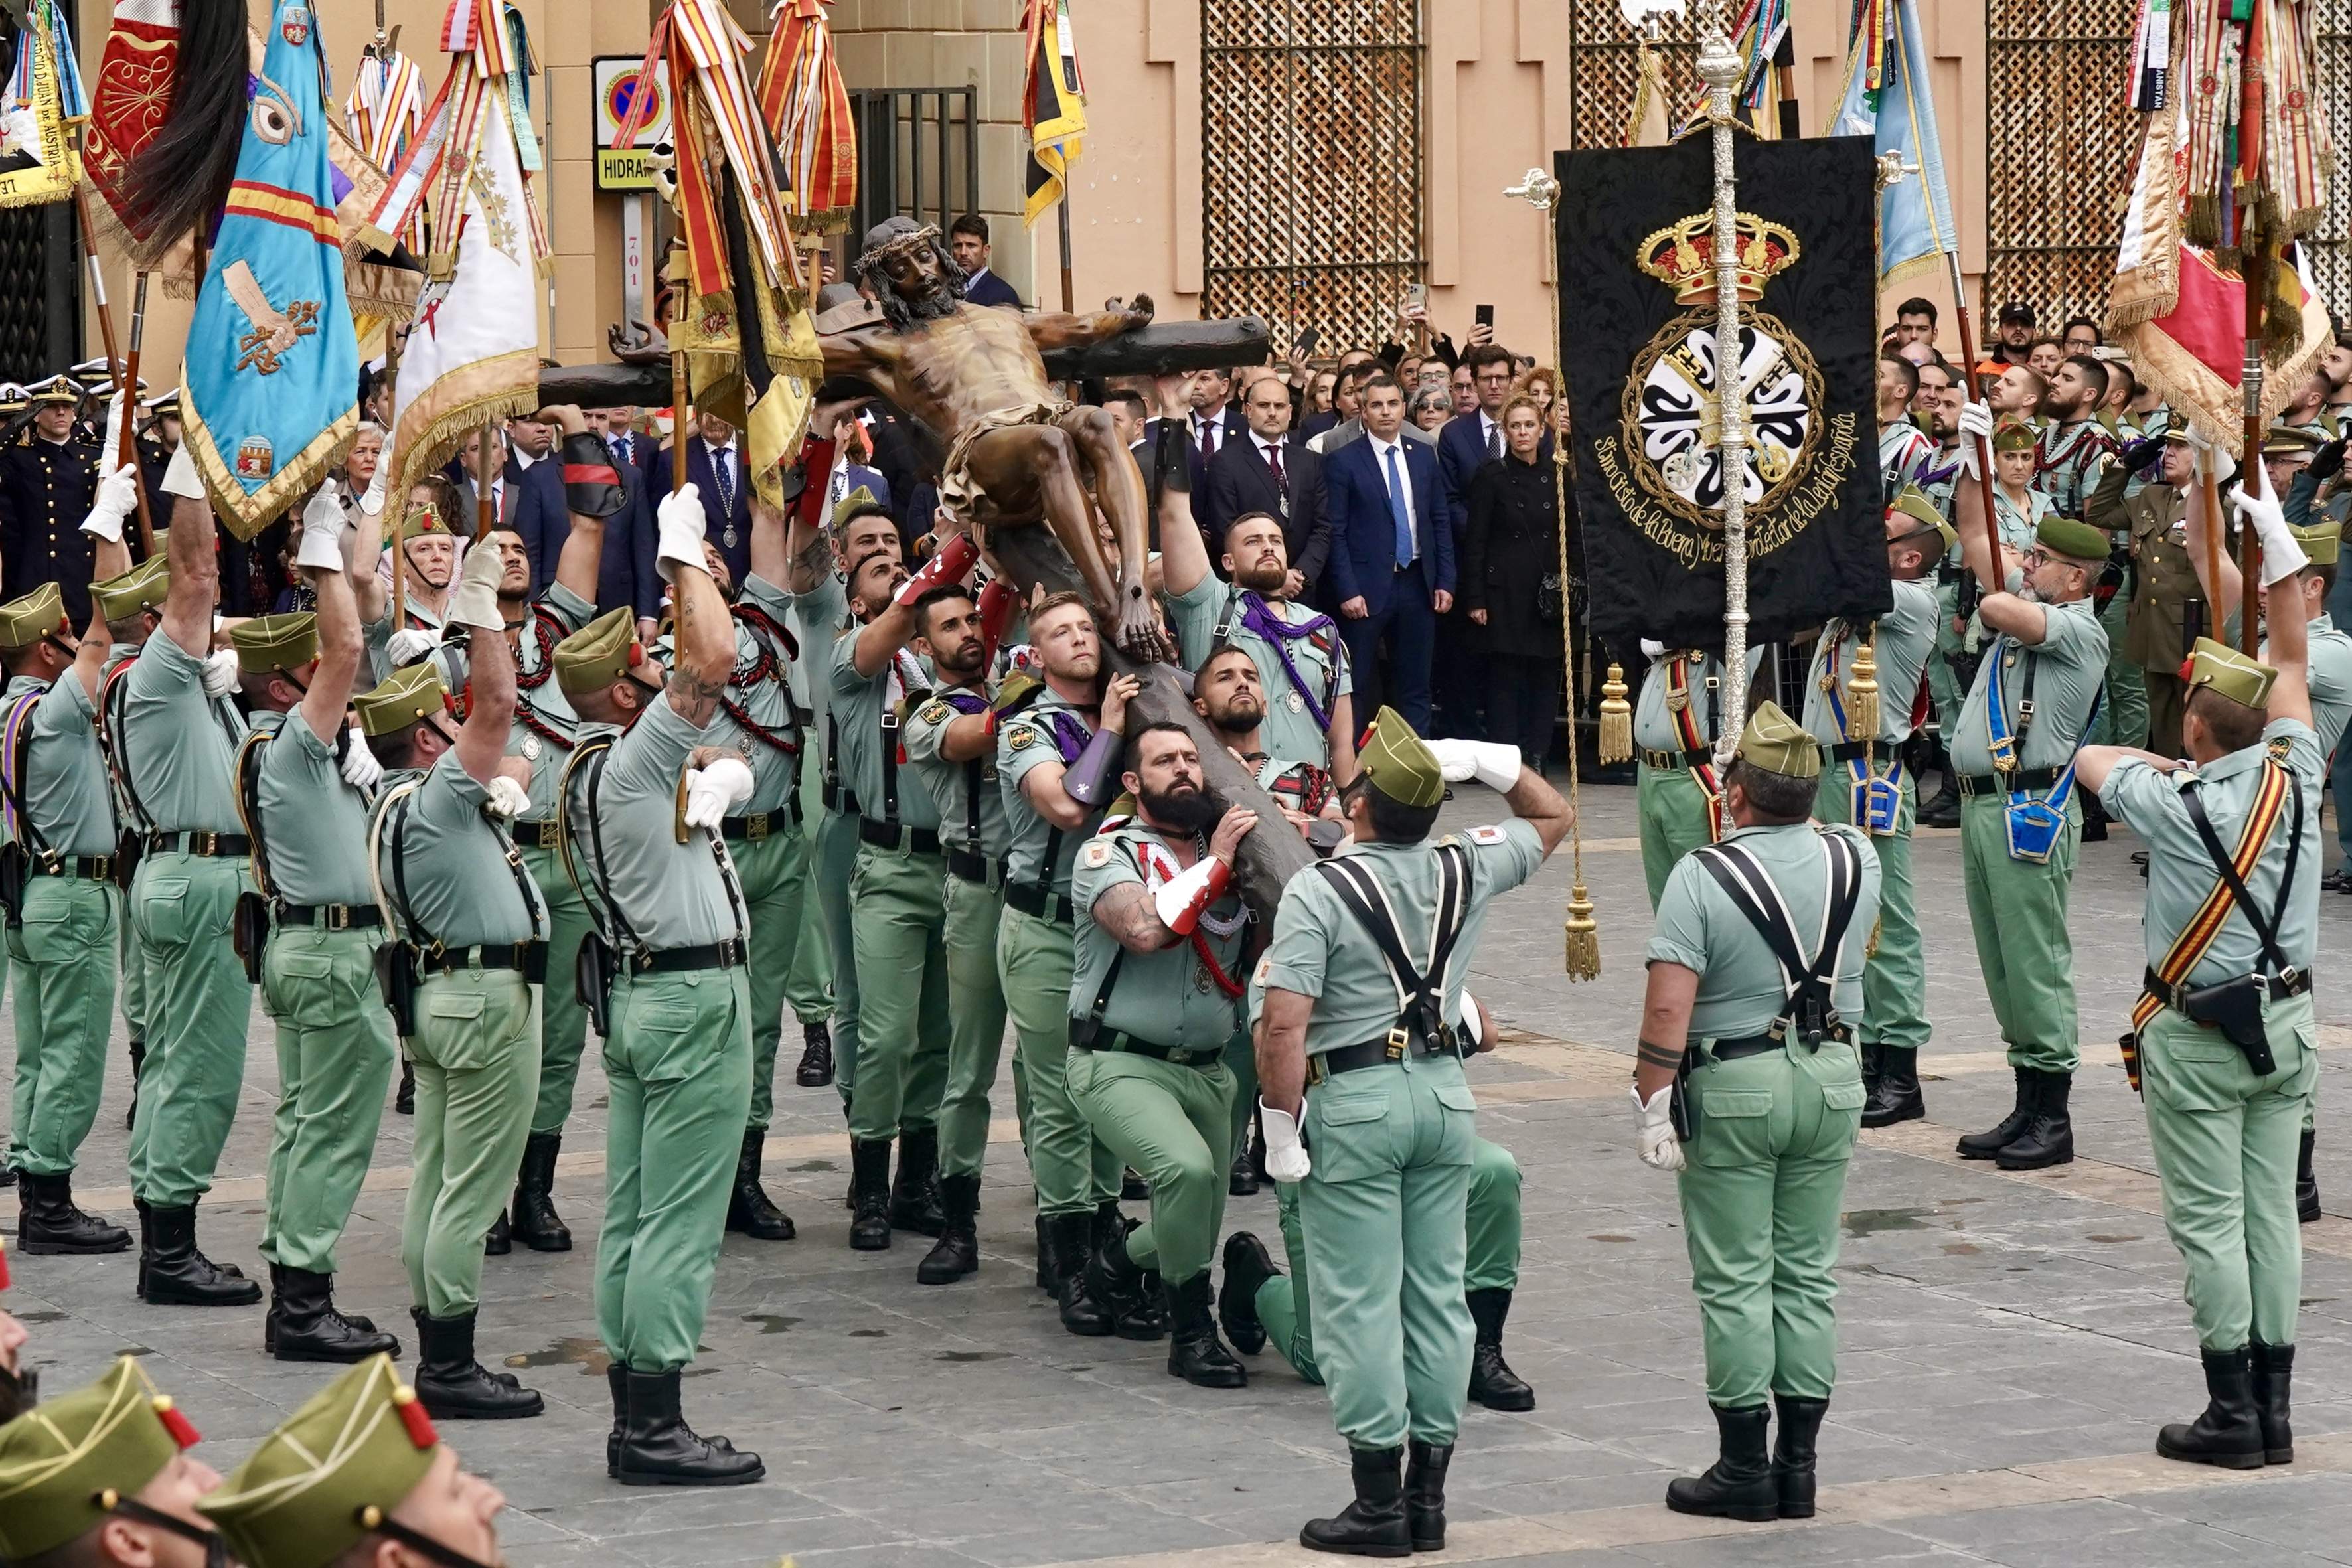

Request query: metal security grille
[
  {"left": 1200, "top": 0, "right": 1421, "bottom": 353},
  {"left": 0, "top": 7, "right": 76, "bottom": 381},
  {"left": 2309, "top": 0, "right": 2352, "bottom": 317},
  {"left": 1563, "top": 0, "right": 1699, "bottom": 151},
  {"left": 1983, "top": 0, "right": 2142, "bottom": 325}
]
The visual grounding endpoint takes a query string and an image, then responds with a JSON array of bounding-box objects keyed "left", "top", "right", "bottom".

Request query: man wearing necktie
[
  {"left": 1319, "top": 373, "right": 1453, "bottom": 732},
  {"left": 652, "top": 414, "right": 756, "bottom": 588},
  {"left": 1186, "top": 368, "right": 1247, "bottom": 495},
  {"left": 1204, "top": 372, "right": 1329, "bottom": 589},
  {"left": 1433, "top": 345, "right": 1524, "bottom": 740}
]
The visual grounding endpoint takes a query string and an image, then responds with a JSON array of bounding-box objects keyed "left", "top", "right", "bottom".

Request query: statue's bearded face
[{"left": 862, "top": 235, "right": 967, "bottom": 330}]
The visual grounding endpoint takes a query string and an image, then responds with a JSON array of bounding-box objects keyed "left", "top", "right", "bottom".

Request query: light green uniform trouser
[
  {"left": 5, "top": 876, "right": 118, "bottom": 1176},
  {"left": 519, "top": 842, "right": 595, "bottom": 1137},
  {"left": 1813, "top": 767, "right": 1929, "bottom": 1052},
  {"left": 403, "top": 967, "right": 538, "bottom": 1316},
  {"left": 998, "top": 905, "right": 1121, "bottom": 1215},
  {"left": 939, "top": 870, "right": 1010, "bottom": 1178},
  {"left": 258, "top": 925, "right": 396, "bottom": 1273},
  {"left": 2096, "top": 591, "right": 2149, "bottom": 748},
  {"left": 2140, "top": 993, "right": 2318, "bottom": 1350},
  {"left": 1298, "top": 1054, "right": 1479, "bottom": 1449},
  {"left": 1959, "top": 793, "right": 2082, "bottom": 1074},
  {"left": 1640, "top": 761, "right": 1716, "bottom": 911},
  {"left": 1223, "top": 1028, "right": 1257, "bottom": 1167},
  {"left": 126, "top": 852, "right": 254, "bottom": 1206},
  {"left": 1261, "top": 1136, "right": 1520, "bottom": 1384},
  {"left": 815, "top": 807, "right": 863, "bottom": 1109},
  {"left": 1930, "top": 583, "right": 1965, "bottom": 742},
  {"left": 735, "top": 820, "right": 814, "bottom": 1130},
  {"left": 598, "top": 966, "right": 752, "bottom": 1372},
  {"left": 118, "top": 898, "right": 143, "bottom": 1048},
  {"left": 1676, "top": 1038, "right": 1866, "bottom": 1407},
  {"left": 1070, "top": 1047, "right": 1236, "bottom": 1285},
  {"left": 785, "top": 761, "right": 832, "bottom": 1025},
  {"left": 845, "top": 841, "right": 951, "bottom": 1142}
]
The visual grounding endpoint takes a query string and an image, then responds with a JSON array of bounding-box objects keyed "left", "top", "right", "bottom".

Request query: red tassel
[
  {"left": 392, "top": 1385, "right": 437, "bottom": 1449},
  {"left": 152, "top": 1397, "right": 200, "bottom": 1449},
  {"left": 0, "top": 1237, "right": 13, "bottom": 1291}
]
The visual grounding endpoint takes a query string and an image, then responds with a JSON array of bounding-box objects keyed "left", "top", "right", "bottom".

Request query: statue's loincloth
[{"left": 936, "top": 398, "right": 1075, "bottom": 528}]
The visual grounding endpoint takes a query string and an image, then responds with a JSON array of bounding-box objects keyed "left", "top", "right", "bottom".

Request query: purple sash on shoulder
[
  {"left": 1043, "top": 708, "right": 1093, "bottom": 764},
  {"left": 1239, "top": 593, "right": 1336, "bottom": 732}
]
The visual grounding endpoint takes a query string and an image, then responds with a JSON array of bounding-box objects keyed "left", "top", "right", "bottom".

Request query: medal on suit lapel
[{"left": 724, "top": 526, "right": 739, "bottom": 548}]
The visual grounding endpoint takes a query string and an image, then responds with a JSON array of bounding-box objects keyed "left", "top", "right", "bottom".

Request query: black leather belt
[
  {"left": 821, "top": 781, "right": 860, "bottom": 815},
  {"left": 1822, "top": 740, "right": 1876, "bottom": 764},
  {"left": 626, "top": 937, "right": 746, "bottom": 974},
  {"left": 1306, "top": 1034, "right": 1460, "bottom": 1085},
  {"left": 722, "top": 803, "right": 801, "bottom": 840},
  {"left": 30, "top": 854, "right": 116, "bottom": 881},
  {"left": 277, "top": 903, "right": 383, "bottom": 929},
  {"left": 946, "top": 847, "right": 1004, "bottom": 886},
  {"left": 2142, "top": 967, "right": 2311, "bottom": 1010},
  {"left": 512, "top": 820, "right": 563, "bottom": 850},
  {"left": 1640, "top": 745, "right": 1715, "bottom": 771},
  {"left": 419, "top": 942, "right": 544, "bottom": 980},
  {"left": 148, "top": 830, "right": 250, "bottom": 857},
  {"left": 1005, "top": 881, "right": 1075, "bottom": 924},
  {"left": 1069, "top": 1019, "right": 1223, "bottom": 1067},
  {"left": 1958, "top": 767, "right": 2063, "bottom": 797},
  {"left": 1707, "top": 1023, "right": 1853, "bottom": 1061},
  {"left": 859, "top": 819, "right": 940, "bottom": 855}
]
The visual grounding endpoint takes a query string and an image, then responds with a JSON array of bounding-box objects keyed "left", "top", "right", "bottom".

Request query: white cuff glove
[
  {"left": 340, "top": 728, "right": 383, "bottom": 791},
  {"left": 1260, "top": 1099, "right": 1312, "bottom": 1181},
  {"left": 1639, "top": 637, "right": 1667, "bottom": 659},
  {"left": 483, "top": 775, "right": 531, "bottom": 819},
  {"left": 1458, "top": 987, "right": 1485, "bottom": 1052},
  {"left": 359, "top": 461, "right": 389, "bottom": 519},
  {"left": 655, "top": 483, "right": 709, "bottom": 584},
  {"left": 80, "top": 462, "right": 139, "bottom": 543},
  {"left": 386, "top": 627, "right": 441, "bottom": 665},
  {"left": 682, "top": 757, "right": 756, "bottom": 830},
  {"left": 449, "top": 534, "right": 505, "bottom": 631},
  {"left": 1425, "top": 739, "right": 1479, "bottom": 785},
  {"left": 1956, "top": 400, "right": 1993, "bottom": 481},
  {"left": 163, "top": 439, "right": 204, "bottom": 501},
  {"left": 200, "top": 649, "right": 241, "bottom": 698},
  {"left": 1465, "top": 741, "right": 1521, "bottom": 793},
  {"left": 100, "top": 391, "right": 125, "bottom": 468},
  {"left": 295, "top": 488, "right": 347, "bottom": 572},
  {"left": 2232, "top": 473, "right": 2308, "bottom": 586},
  {"left": 1632, "top": 1083, "right": 1686, "bottom": 1172}
]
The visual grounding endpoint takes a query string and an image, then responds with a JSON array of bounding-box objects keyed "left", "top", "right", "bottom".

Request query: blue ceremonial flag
[
  {"left": 180, "top": 0, "right": 360, "bottom": 540},
  {"left": 1831, "top": 0, "right": 1957, "bottom": 289}
]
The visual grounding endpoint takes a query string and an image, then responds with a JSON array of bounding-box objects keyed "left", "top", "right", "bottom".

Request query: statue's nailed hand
[
  {"left": 1122, "top": 293, "right": 1155, "bottom": 330},
  {"left": 609, "top": 319, "right": 670, "bottom": 365}
]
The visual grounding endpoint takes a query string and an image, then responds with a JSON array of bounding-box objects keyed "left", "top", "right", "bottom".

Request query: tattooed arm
[
  {"left": 663, "top": 547, "right": 734, "bottom": 730},
  {"left": 1086, "top": 880, "right": 1184, "bottom": 955},
  {"left": 1633, "top": 963, "right": 1699, "bottom": 1101}
]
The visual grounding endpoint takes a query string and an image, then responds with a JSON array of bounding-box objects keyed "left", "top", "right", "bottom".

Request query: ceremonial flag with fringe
[
  {"left": 347, "top": 39, "right": 424, "bottom": 244},
  {"left": 1627, "top": 44, "right": 1672, "bottom": 148},
  {"left": 84, "top": 0, "right": 179, "bottom": 256},
  {"left": 759, "top": 0, "right": 855, "bottom": 231},
  {"left": 0, "top": 0, "right": 82, "bottom": 209},
  {"left": 1830, "top": 0, "right": 1957, "bottom": 288},
  {"left": 1022, "top": 0, "right": 1085, "bottom": 226},
  {"left": 1670, "top": 0, "right": 1789, "bottom": 140},
  {"left": 179, "top": 0, "right": 361, "bottom": 540}
]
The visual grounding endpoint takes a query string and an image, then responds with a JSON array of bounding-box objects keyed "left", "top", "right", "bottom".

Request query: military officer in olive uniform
[
  {"left": 1253, "top": 709, "right": 1569, "bottom": 1555},
  {"left": 0, "top": 1357, "right": 228, "bottom": 1568},
  {"left": 2092, "top": 426, "right": 2201, "bottom": 755},
  {"left": 0, "top": 375, "right": 102, "bottom": 624},
  {"left": 1634, "top": 644, "right": 1768, "bottom": 910},
  {"left": 555, "top": 483, "right": 764, "bottom": 1487},
  {"left": 2078, "top": 476, "right": 2319, "bottom": 1470},
  {"left": 1631, "top": 700, "right": 1878, "bottom": 1524},
  {"left": 363, "top": 539, "right": 547, "bottom": 1422}
]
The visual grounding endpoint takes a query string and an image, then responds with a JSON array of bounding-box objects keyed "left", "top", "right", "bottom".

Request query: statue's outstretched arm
[{"left": 1027, "top": 295, "right": 1155, "bottom": 353}]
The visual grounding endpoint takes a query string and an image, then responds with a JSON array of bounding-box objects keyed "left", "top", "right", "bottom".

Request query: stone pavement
[{"left": 7, "top": 779, "right": 2352, "bottom": 1568}]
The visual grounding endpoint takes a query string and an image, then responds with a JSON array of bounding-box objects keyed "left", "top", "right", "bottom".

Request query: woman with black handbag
[{"left": 1462, "top": 395, "right": 1575, "bottom": 773}]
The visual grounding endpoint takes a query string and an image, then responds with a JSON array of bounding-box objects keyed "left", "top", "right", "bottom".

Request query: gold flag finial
[{"left": 1598, "top": 663, "right": 1633, "bottom": 764}]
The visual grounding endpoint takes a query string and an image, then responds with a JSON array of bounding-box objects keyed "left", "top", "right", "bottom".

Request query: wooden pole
[
  {"left": 72, "top": 193, "right": 157, "bottom": 558},
  {"left": 668, "top": 256, "right": 691, "bottom": 497},
  {"left": 119, "top": 272, "right": 154, "bottom": 560},
  {"left": 1944, "top": 252, "right": 2001, "bottom": 549},
  {"left": 1057, "top": 195, "right": 1076, "bottom": 315},
  {"left": 476, "top": 422, "right": 497, "bottom": 539},
  {"left": 1772, "top": 23, "right": 1800, "bottom": 139},
  {"left": 2239, "top": 229, "right": 2268, "bottom": 655}
]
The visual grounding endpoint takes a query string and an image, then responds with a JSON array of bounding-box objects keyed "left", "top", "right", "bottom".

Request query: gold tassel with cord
[
  {"left": 1563, "top": 882, "right": 1601, "bottom": 981},
  {"left": 1599, "top": 663, "right": 1633, "bottom": 763},
  {"left": 1845, "top": 626, "right": 1880, "bottom": 742}
]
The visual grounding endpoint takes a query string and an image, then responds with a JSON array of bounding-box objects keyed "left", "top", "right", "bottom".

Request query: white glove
[
  {"left": 340, "top": 728, "right": 383, "bottom": 791},
  {"left": 1425, "top": 739, "right": 1479, "bottom": 785},
  {"left": 200, "top": 649, "right": 240, "bottom": 698},
  {"left": 295, "top": 488, "right": 347, "bottom": 571},
  {"left": 80, "top": 462, "right": 139, "bottom": 543},
  {"left": 682, "top": 757, "right": 755, "bottom": 830},
  {"left": 163, "top": 439, "right": 204, "bottom": 501},
  {"left": 387, "top": 627, "right": 441, "bottom": 665},
  {"left": 483, "top": 775, "right": 531, "bottom": 819},
  {"left": 1260, "top": 1099, "right": 1312, "bottom": 1181},
  {"left": 1458, "top": 987, "right": 1486, "bottom": 1052},
  {"left": 1639, "top": 637, "right": 1667, "bottom": 659},
  {"left": 1631, "top": 1083, "right": 1686, "bottom": 1172},
  {"left": 655, "top": 483, "right": 709, "bottom": 584},
  {"left": 1956, "top": 400, "right": 1994, "bottom": 480},
  {"left": 449, "top": 533, "right": 504, "bottom": 630},
  {"left": 100, "top": 391, "right": 125, "bottom": 468},
  {"left": 358, "top": 460, "right": 389, "bottom": 518},
  {"left": 1464, "top": 740, "right": 1521, "bottom": 793},
  {"left": 2233, "top": 471, "right": 2308, "bottom": 585}
]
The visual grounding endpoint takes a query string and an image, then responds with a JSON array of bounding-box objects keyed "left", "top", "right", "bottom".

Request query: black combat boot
[
  {"left": 2298, "top": 1129, "right": 2321, "bottom": 1223},
  {"left": 272, "top": 1267, "right": 400, "bottom": 1363},
  {"left": 412, "top": 1308, "right": 543, "bottom": 1419},
  {"left": 848, "top": 1138, "right": 894, "bottom": 1250},
  {"left": 1230, "top": 1145, "right": 1261, "bottom": 1197},
  {"left": 615, "top": 1368, "right": 764, "bottom": 1486},
  {"left": 725, "top": 1127, "right": 795, "bottom": 1241},
  {"left": 125, "top": 1038, "right": 145, "bottom": 1129},
  {"left": 1665, "top": 1404, "right": 1778, "bottom": 1520},
  {"left": 1404, "top": 1440, "right": 1452, "bottom": 1553},
  {"left": 395, "top": 1057, "right": 414, "bottom": 1115},
  {"left": 1956, "top": 1065, "right": 2036, "bottom": 1159},
  {"left": 17, "top": 1171, "right": 131, "bottom": 1254},
  {"left": 1861, "top": 1046, "right": 1926, "bottom": 1128},
  {"left": 1859, "top": 1041, "right": 1883, "bottom": 1103},
  {"left": 1122, "top": 1167, "right": 1150, "bottom": 1200},
  {"left": 890, "top": 1125, "right": 946, "bottom": 1235},
  {"left": 1916, "top": 767, "right": 1960, "bottom": 828},
  {"left": 133, "top": 1198, "right": 151, "bottom": 1296},
  {"left": 1164, "top": 1273, "right": 1247, "bottom": 1388},
  {"left": 605, "top": 1362, "right": 629, "bottom": 1477},
  {"left": 917, "top": 1173, "right": 980, "bottom": 1285},
  {"left": 1052, "top": 1212, "right": 1113, "bottom": 1336},
  {"left": 1034, "top": 1212, "right": 1059, "bottom": 1293},
  {"left": 265, "top": 1261, "right": 284, "bottom": 1352},
  {"left": 2157, "top": 1346, "right": 2264, "bottom": 1469},
  {"left": 510, "top": 1131, "right": 572, "bottom": 1251},
  {"left": 483, "top": 1209, "right": 511, "bottom": 1255},
  {"left": 1299, "top": 1445, "right": 1411, "bottom": 1557},
  {"left": 140, "top": 1203, "right": 261, "bottom": 1306},
  {"left": 1466, "top": 1288, "right": 1535, "bottom": 1411},
  {"left": 2251, "top": 1342, "right": 2295, "bottom": 1464},
  {"left": 1219, "top": 1231, "right": 1279, "bottom": 1356},
  {"left": 1994, "top": 1069, "right": 2075, "bottom": 1170},
  {"left": 793, "top": 1018, "right": 834, "bottom": 1087},
  {"left": 1771, "top": 1393, "right": 1830, "bottom": 1518},
  {"left": 1092, "top": 1200, "right": 1162, "bottom": 1338},
  {"left": 1085, "top": 1224, "right": 1163, "bottom": 1342}
]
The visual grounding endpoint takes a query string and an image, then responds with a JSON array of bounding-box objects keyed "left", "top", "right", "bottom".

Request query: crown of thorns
[{"left": 860, "top": 224, "right": 945, "bottom": 265}]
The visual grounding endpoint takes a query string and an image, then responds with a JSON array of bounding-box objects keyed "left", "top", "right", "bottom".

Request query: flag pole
[
  {"left": 72, "top": 190, "right": 157, "bottom": 560},
  {"left": 2236, "top": 0, "right": 2270, "bottom": 657},
  {"left": 1057, "top": 191, "right": 1075, "bottom": 315},
  {"left": 1697, "top": 7, "right": 1750, "bottom": 836}
]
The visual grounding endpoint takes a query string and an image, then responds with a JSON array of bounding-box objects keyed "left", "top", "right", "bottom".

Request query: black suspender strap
[
  {"left": 1312, "top": 843, "right": 1471, "bottom": 1050},
  {"left": 101, "top": 661, "right": 156, "bottom": 833},
  {"left": 1690, "top": 831, "right": 1865, "bottom": 1044},
  {"left": 234, "top": 730, "right": 274, "bottom": 899},
  {"left": 824, "top": 710, "right": 842, "bottom": 787},
  {"left": 381, "top": 787, "right": 435, "bottom": 955},
  {"left": 962, "top": 755, "right": 985, "bottom": 857},
  {"left": 1078, "top": 947, "right": 1128, "bottom": 1037},
  {"left": 2182, "top": 767, "right": 2305, "bottom": 979},
  {"left": 1, "top": 689, "right": 58, "bottom": 870},
  {"left": 562, "top": 739, "right": 645, "bottom": 958}
]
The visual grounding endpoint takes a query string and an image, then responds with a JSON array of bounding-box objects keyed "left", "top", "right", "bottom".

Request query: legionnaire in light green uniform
[
  {"left": 1254, "top": 708, "right": 1567, "bottom": 1556},
  {"left": 1798, "top": 489, "right": 1944, "bottom": 1129},
  {"left": 238, "top": 499, "right": 406, "bottom": 1366},
  {"left": 1946, "top": 410, "right": 2113, "bottom": 1170},
  {"left": 2079, "top": 530, "right": 2319, "bottom": 1470},
  {"left": 1067, "top": 723, "right": 1256, "bottom": 1385},
  {"left": 556, "top": 492, "right": 765, "bottom": 1486},
  {"left": 200, "top": 1354, "right": 509, "bottom": 1568},
  {"left": 364, "top": 496, "right": 457, "bottom": 682},
  {"left": 108, "top": 481, "right": 261, "bottom": 1308},
  {"left": 1916, "top": 390, "right": 1971, "bottom": 830},
  {"left": 0, "top": 1357, "right": 228, "bottom": 1568},
  {"left": 1634, "top": 645, "right": 1766, "bottom": 909},
  {"left": 2094, "top": 428, "right": 2199, "bottom": 755},
  {"left": 364, "top": 542, "right": 549, "bottom": 1422},
  {"left": 1630, "top": 700, "right": 1877, "bottom": 1524}
]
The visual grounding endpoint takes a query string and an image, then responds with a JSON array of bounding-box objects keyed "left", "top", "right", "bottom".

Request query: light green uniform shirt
[
  {"left": 2, "top": 672, "right": 113, "bottom": 857},
  {"left": 1992, "top": 486, "right": 2053, "bottom": 551},
  {"left": 902, "top": 679, "right": 1008, "bottom": 863},
  {"left": 2101, "top": 716, "right": 2323, "bottom": 986},
  {"left": 1634, "top": 647, "right": 1767, "bottom": 753},
  {"left": 655, "top": 578, "right": 803, "bottom": 817},
  {"left": 250, "top": 709, "right": 375, "bottom": 907},
  {"left": 789, "top": 572, "right": 853, "bottom": 811},
  {"left": 998, "top": 686, "right": 1095, "bottom": 896},
  {"left": 362, "top": 596, "right": 449, "bottom": 686},
  {"left": 374, "top": 753, "right": 548, "bottom": 949},
  {"left": 1166, "top": 576, "right": 1350, "bottom": 766},
  {"left": 1070, "top": 819, "right": 1249, "bottom": 1048},
  {"left": 1949, "top": 588, "right": 2108, "bottom": 777},
  {"left": 2268, "top": 613, "right": 2352, "bottom": 759},
  {"left": 1253, "top": 819, "right": 1545, "bottom": 1053},
  {"left": 116, "top": 629, "right": 247, "bottom": 834},
  {"left": 828, "top": 630, "right": 939, "bottom": 832},
  {"left": 1644, "top": 821, "right": 1883, "bottom": 1040},
  {"left": 1799, "top": 578, "right": 1941, "bottom": 747},
  {"left": 507, "top": 583, "right": 595, "bottom": 824},
  {"left": 563, "top": 696, "right": 743, "bottom": 951}
]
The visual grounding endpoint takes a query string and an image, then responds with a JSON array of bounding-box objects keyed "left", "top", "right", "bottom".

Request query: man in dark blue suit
[
  {"left": 649, "top": 412, "right": 756, "bottom": 586},
  {"left": 1204, "top": 370, "right": 1328, "bottom": 590},
  {"left": 948, "top": 214, "right": 1022, "bottom": 309},
  {"left": 1431, "top": 343, "right": 1523, "bottom": 738},
  {"left": 593, "top": 407, "right": 662, "bottom": 631},
  {"left": 1320, "top": 372, "right": 1452, "bottom": 732}
]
